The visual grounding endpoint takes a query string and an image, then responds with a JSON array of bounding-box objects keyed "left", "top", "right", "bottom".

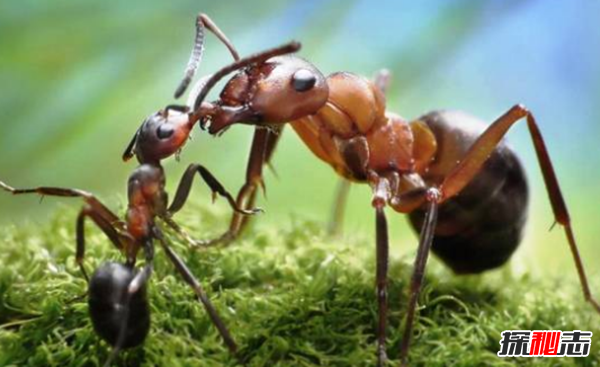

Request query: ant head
[
  {"left": 203, "top": 55, "right": 328, "bottom": 134},
  {"left": 88, "top": 262, "right": 150, "bottom": 349},
  {"left": 124, "top": 107, "right": 194, "bottom": 164}
]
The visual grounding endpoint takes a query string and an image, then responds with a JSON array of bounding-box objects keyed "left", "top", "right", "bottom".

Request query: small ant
[
  {"left": 0, "top": 40, "right": 300, "bottom": 366},
  {"left": 155, "top": 13, "right": 599, "bottom": 366}
]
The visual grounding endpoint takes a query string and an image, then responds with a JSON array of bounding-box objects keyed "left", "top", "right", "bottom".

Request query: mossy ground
[{"left": 0, "top": 203, "right": 599, "bottom": 367}]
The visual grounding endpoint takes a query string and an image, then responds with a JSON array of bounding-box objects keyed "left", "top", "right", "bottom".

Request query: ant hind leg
[
  {"left": 153, "top": 227, "right": 238, "bottom": 356},
  {"left": 438, "top": 105, "right": 600, "bottom": 314}
]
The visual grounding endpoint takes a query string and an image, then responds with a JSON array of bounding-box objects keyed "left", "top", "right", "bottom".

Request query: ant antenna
[
  {"left": 185, "top": 74, "right": 212, "bottom": 109},
  {"left": 174, "top": 14, "right": 240, "bottom": 99},
  {"left": 192, "top": 41, "right": 301, "bottom": 112}
]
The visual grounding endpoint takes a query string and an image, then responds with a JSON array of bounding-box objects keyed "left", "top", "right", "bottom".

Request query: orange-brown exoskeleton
[
  {"left": 162, "top": 14, "right": 599, "bottom": 367},
  {"left": 1, "top": 38, "right": 301, "bottom": 366}
]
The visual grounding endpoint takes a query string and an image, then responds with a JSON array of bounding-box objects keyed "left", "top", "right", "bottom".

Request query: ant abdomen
[
  {"left": 408, "top": 111, "right": 529, "bottom": 274},
  {"left": 88, "top": 262, "right": 151, "bottom": 348}
]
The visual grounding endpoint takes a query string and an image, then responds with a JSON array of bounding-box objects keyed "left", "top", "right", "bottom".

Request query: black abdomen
[
  {"left": 89, "top": 262, "right": 151, "bottom": 348},
  {"left": 408, "top": 110, "right": 529, "bottom": 274}
]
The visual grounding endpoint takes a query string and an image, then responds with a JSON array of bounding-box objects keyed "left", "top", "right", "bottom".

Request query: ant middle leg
[
  {"left": 368, "top": 173, "right": 434, "bottom": 367},
  {"left": 76, "top": 206, "right": 128, "bottom": 281},
  {"left": 0, "top": 182, "right": 127, "bottom": 280},
  {"left": 327, "top": 179, "right": 351, "bottom": 236},
  {"left": 398, "top": 188, "right": 440, "bottom": 367},
  {"left": 375, "top": 205, "right": 390, "bottom": 366},
  {"left": 368, "top": 173, "right": 393, "bottom": 367}
]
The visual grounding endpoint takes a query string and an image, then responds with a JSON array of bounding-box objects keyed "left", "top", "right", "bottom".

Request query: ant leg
[
  {"left": 438, "top": 104, "right": 600, "bottom": 313},
  {"left": 327, "top": 179, "right": 351, "bottom": 236},
  {"left": 375, "top": 206, "right": 389, "bottom": 366},
  {"left": 127, "top": 239, "right": 154, "bottom": 296},
  {"left": 159, "top": 215, "right": 203, "bottom": 249},
  {"left": 65, "top": 208, "right": 128, "bottom": 305},
  {"left": 399, "top": 188, "right": 440, "bottom": 367},
  {"left": 0, "top": 183, "right": 121, "bottom": 224},
  {"left": 168, "top": 163, "right": 262, "bottom": 216},
  {"left": 203, "top": 126, "right": 283, "bottom": 246},
  {"left": 373, "top": 69, "right": 391, "bottom": 94},
  {"left": 76, "top": 207, "right": 127, "bottom": 281},
  {"left": 369, "top": 174, "right": 392, "bottom": 367},
  {"left": 122, "top": 127, "right": 140, "bottom": 162},
  {"left": 0, "top": 182, "right": 126, "bottom": 278},
  {"left": 237, "top": 126, "right": 282, "bottom": 229},
  {"left": 164, "top": 104, "right": 190, "bottom": 114},
  {"left": 174, "top": 13, "right": 240, "bottom": 98},
  {"left": 153, "top": 228, "right": 238, "bottom": 355}
]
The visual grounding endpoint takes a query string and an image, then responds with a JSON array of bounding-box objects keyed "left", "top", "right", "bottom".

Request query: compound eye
[
  {"left": 156, "top": 124, "right": 175, "bottom": 139},
  {"left": 292, "top": 69, "right": 316, "bottom": 92}
]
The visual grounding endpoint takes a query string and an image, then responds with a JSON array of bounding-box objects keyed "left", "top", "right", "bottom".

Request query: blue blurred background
[{"left": 1, "top": 0, "right": 599, "bottom": 277}]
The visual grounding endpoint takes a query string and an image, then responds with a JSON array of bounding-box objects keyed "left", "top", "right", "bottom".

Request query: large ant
[
  {"left": 146, "top": 13, "right": 599, "bottom": 366},
  {"left": 0, "top": 41, "right": 301, "bottom": 366}
]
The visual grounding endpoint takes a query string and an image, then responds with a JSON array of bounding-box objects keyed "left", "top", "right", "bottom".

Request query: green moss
[{"left": 1, "top": 205, "right": 599, "bottom": 367}]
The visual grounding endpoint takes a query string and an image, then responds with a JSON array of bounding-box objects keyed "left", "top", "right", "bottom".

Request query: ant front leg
[
  {"left": 165, "top": 163, "right": 262, "bottom": 247},
  {"left": 168, "top": 163, "right": 263, "bottom": 216},
  {"left": 437, "top": 104, "right": 600, "bottom": 314},
  {"left": 201, "top": 126, "right": 283, "bottom": 246},
  {"left": 0, "top": 182, "right": 128, "bottom": 281},
  {"left": 153, "top": 227, "right": 238, "bottom": 356}
]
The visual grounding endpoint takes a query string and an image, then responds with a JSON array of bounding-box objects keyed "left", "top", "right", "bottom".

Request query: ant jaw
[
  {"left": 216, "top": 126, "right": 231, "bottom": 137},
  {"left": 205, "top": 105, "right": 258, "bottom": 135},
  {"left": 199, "top": 116, "right": 211, "bottom": 131}
]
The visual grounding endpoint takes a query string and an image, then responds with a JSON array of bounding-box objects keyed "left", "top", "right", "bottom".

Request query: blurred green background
[{"left": 0, "top": 0, "right": 599, "bottom": 281}]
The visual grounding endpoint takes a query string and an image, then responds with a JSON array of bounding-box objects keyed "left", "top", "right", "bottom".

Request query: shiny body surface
[
  {"left": 289, "top": 74, "right": 529, "bottom": 274},
  {"left": 0, "top": 107, "right": 257, "bottom": 359},
  {"left": 89, "top": 262, "right": 150, "bottom": 348},
  {"left": 117, "top": 13, "right": 598, "bottom": 367},
  {"left": 408, "top": 111, "right": 529, "bottom": 273},
  {"left": 192, "top": 51, "right": 597, "bottom": 366}
]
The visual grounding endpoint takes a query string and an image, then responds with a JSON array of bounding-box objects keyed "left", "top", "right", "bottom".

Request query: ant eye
[
  {"left": 292, "top": 69, "right": 316, "bottom": 92},
  {"left": 156, "top": 124, "right": 175, "bottom": 139}
]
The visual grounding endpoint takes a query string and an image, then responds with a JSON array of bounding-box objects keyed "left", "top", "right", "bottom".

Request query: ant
[
  {"left": 0, "top": 41, "right": 301, "bottom": 366},
  {"left": 151, "top": 13, "right": 599, "bottom": 367}
]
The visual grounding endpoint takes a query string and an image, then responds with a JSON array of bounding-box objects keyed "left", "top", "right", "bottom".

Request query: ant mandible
[
  {"left": 0, "top": 41, "right": 300, "bottom": 366},
  {"left": 157, "top": 13, "right": 599, "bottom": 367}
]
